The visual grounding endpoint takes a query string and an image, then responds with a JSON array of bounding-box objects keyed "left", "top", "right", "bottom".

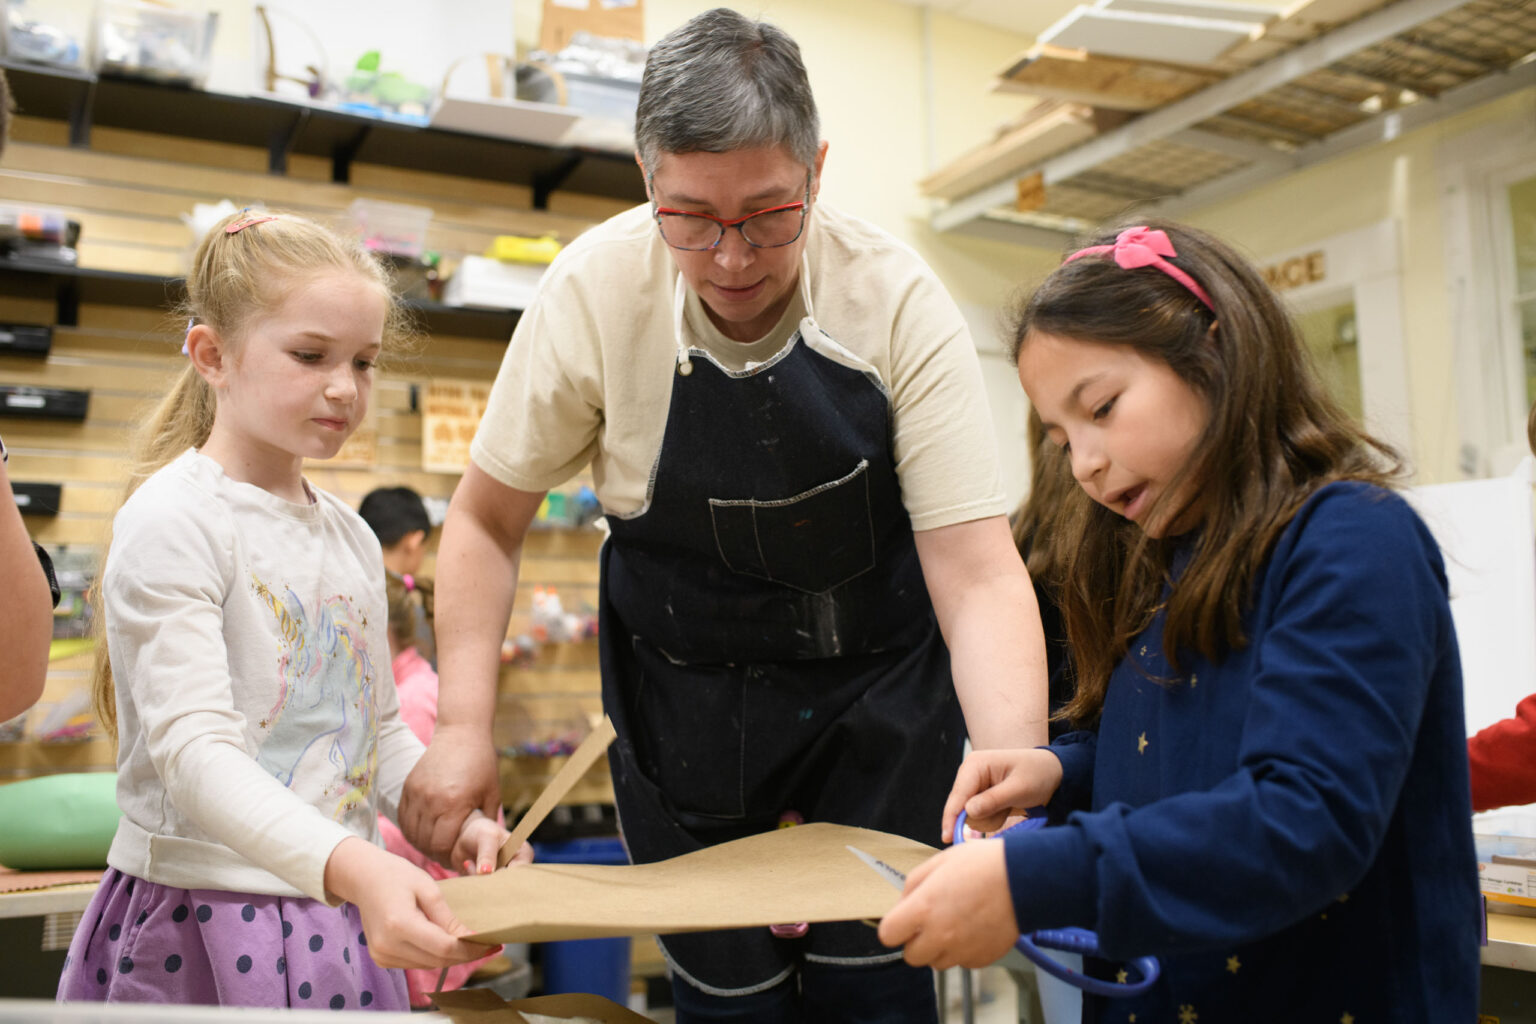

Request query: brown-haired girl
[
  {"left": 880, "top": 222, "right": 1478, "bottom": 1021},
  {"left": 59, "top": 210, "right": 517, "bottom": 1009}
]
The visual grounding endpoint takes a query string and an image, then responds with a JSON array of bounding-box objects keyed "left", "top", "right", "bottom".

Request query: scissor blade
[{"left": 847, "top": 845, "right": 907, "bottom": 891}]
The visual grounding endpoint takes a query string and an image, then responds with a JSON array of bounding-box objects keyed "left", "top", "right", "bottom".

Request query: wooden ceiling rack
[{"left": 925, "top": 0, "right": 1536, "bottom": 247}]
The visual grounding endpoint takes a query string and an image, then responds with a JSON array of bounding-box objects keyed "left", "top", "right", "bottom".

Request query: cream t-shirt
[{"left": 471, "top": 202, "right": 1006, "bottom": 532}]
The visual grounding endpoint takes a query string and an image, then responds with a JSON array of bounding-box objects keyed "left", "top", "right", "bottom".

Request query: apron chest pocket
[{"left": 709, "top": 460, "right": 876, "bottom": 595}]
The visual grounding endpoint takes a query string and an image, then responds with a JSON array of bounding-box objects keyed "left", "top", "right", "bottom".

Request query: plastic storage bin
[
  {"left": 348, "top": 198, "right": 433, "bottom": 261},
  {"left": 444, "top": 255, "right": 544, "bottom": 311},
  {"left": 93, "top": 0, "right": 217, "bottom": 87},
  {"left": 533, "top": 836, "right": 631, "bottom": 1005},
  {"left": 3, "top": 0, "right": 91, "bottom": 71},
  {"left": 561, "top": 72, "right": 639, "bottom": 123}
]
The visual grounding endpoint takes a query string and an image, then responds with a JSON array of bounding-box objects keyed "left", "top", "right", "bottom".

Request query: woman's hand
[
  {"left": 399, "top": 725, "right": 502, "bottom": 866},
  {"left": 877, "top": 840, "right": 1019, "bottom": 970},
  {"left": 323, "top": 836, "right": 498, "bottom": 969},
  {"left": 941, "top": 748, "right": 1063, "bottom": 841}
]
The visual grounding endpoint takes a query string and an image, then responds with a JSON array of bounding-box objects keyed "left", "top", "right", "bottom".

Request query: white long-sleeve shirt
[{"left": 103, "top": 450, "right": 424, "bottom": 902}]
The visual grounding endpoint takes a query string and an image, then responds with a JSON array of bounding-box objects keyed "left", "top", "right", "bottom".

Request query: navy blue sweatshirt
[{"left": 1005, "top": 482, "right": 1479, "bottom": 1023}]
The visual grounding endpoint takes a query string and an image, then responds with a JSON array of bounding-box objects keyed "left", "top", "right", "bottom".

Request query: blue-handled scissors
[
  {"left": 954, "top": 807, "right": 1159, "bottom": 998},
  {"left": 852, "top": 809, "right": 1160, "bottom": 999}
]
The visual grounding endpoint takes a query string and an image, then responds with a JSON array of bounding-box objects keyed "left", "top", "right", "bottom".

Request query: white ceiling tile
[{"left": 951, "top": 0, "right": 1080, "bottom": 36}]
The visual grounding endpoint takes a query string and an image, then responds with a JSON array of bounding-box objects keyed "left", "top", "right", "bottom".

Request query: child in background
[
  {"left": 358, "top": 486, "right": 436, "bottom": 665},
  {"left": 60, "top": 210, "right": 514, "bottom": 1009},
  {"left": 376, "top": 569, "right": 505, "bottom": 1006},
  {"left": 1467, "top": 400, "right": 1536, "bottom": 812},
  {"left": 879, "top": 222, "right": 1478, "bottom": 1020}
]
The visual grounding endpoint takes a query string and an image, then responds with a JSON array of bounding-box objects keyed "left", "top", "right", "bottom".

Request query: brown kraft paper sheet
[{"left": 438, "top": 822, "right": 938, "bottom": 945}]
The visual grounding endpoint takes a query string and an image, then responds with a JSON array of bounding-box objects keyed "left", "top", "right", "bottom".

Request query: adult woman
[{"left": 403, "top": 10, "right": 1049, "bottom": 1021}]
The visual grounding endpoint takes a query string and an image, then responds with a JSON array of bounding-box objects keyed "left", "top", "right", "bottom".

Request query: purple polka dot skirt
[{"left": 57, "top": 868, "right": 409, "bottom": 1010}]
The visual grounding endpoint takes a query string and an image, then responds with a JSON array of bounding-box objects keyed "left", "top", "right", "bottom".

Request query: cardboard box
[
  {"left": 1477, "top": 832, "right": 1536, "bottom": 907},
  {"left": 539, "top": 0, "right": 644, "bottom": 55}
]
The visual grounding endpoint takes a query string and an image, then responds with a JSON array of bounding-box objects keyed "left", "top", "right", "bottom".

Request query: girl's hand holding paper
[
  {"left": 452, "top": 809, "right": 529, "bottom": 875},
  {"left": 876, "top": 839, "right": 1018, "bottom": 970}
]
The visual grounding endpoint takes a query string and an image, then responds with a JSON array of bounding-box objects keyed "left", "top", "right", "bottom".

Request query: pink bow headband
[{"left": 1063, "top": 226, "right": 1214, "bottom": 311}]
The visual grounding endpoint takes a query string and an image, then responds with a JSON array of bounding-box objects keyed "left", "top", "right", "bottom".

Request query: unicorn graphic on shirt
[{"left": 250, "top": 575, "right": 379, "bottom": 831}]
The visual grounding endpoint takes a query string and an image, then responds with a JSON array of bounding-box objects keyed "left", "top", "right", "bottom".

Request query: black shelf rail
[
  {"left": 1, "top": 59, "right": 647, "bottom": 208},
  {"left": 0, "top": 258, "right": 521, "bottom": 341}
]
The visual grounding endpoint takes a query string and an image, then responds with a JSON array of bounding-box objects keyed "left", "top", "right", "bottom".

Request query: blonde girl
[{"left": 59, "top": 210, "right": 516, "bottom": 1009}]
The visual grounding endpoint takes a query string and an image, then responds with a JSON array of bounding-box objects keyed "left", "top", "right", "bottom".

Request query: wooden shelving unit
[
  {"left": 0, "top": 80, "right": 617, "bottom": 798},
  {"left": 0, "top": 258, "right": 521, "bottom": 341},
  {"left": 0, "top": 59, "right": 647, "bottom": 209}
]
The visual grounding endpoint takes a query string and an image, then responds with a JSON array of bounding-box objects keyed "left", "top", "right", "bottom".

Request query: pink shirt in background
[{"left": 378, "top": 645, "right": 501, "bottom": 1006}]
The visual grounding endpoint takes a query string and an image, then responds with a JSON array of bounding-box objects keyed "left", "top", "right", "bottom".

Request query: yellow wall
[{"left": 1185, "top": 86, "right": 1536, "bottom": 485}]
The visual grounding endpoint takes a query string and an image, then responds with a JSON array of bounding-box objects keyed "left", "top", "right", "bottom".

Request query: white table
[{"left": 0, "top": 883, "right": 96, "bottom": 920}]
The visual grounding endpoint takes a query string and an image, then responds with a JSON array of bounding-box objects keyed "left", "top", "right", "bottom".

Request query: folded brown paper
[
  {"left": 498, "top": 717, "right": 617, "bottom": 868},
  {"left": 431, "top": 988, "right": 652, "bottom": 1023},
  {"left": 440, "top": 822, "right": 939, "bottom": 945}
]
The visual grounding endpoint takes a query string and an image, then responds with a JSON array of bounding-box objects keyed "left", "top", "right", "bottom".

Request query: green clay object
[{"left": 0, "top": 772, "right": 120, "bottom": 869}]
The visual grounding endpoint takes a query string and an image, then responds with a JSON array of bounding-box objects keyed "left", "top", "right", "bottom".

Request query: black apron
[{"left": 598, "top": 275, "right": 964, "bottom": 994}]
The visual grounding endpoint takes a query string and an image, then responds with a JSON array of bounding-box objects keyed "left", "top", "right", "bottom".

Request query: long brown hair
[
  {"left": 1011, "top": 406, "right": 1076, "bottom": 584},
  {"left": 91, "top": 210, "right": 416, "bottom": 739},
  {"left": 1011, "top": 219, "right": 1403, "bottom": 727}
]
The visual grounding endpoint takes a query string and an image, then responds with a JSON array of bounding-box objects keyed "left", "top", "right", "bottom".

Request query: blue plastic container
[{"left": 533, "top": 837, "right": 632, "bottom": 1005}]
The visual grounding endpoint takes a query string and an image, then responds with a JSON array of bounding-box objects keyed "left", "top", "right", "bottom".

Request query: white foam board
[
  {"left": 1098, "top": 0, "right": 1282, "bottom": 25},
  {"left": 428, "top": 94, "right": 581, "bottom": 146},
  {"left": 1406, "top": 465, "right": 1536, "bottom": 737},
  {"left": 1039, "top": 6, "right": 1263, "bottom": 64}
]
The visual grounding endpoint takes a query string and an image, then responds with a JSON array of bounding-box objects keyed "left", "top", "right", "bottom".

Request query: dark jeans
[{"left": 670, "top": 958, "right": 939, "bottom": 1024}]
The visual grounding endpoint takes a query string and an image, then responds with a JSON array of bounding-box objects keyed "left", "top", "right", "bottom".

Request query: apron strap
[{"left": 672, "top": 272, "right": 693, "bottom": 377}]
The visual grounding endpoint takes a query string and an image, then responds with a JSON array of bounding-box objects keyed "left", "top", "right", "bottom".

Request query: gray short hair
[{"left": 635, "top": 8, "right": 820, "bottom": 174}]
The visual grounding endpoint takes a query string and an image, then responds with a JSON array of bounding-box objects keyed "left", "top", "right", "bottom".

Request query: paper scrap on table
[
  {"left": 431, "top": 989, "right": 649, "bottom": 1023},
  {"left": 439, "top": 822, "right": 938, "bottom": 945}
]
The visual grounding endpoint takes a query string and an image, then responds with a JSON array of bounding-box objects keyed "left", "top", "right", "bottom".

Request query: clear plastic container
[
  {"left": 347, "top": 198, "right": 433, "bottom": 260},
  {"left": 561, "top": 71, "right": 639, "bottom": 123},
  {"left": 92, "top": 0, "right": 217, "bottom": 87},
  {"left": 3, "top": 0, "right": 92, "bottom": 71}
]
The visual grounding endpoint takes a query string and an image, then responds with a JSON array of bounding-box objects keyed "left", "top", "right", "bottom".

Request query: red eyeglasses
[{"left": 651, "top": 175, "right": 812, "bottom": 251}]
